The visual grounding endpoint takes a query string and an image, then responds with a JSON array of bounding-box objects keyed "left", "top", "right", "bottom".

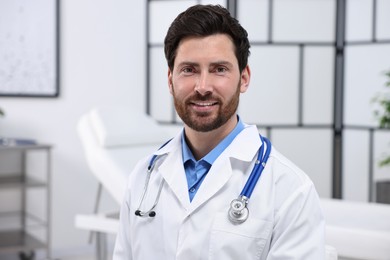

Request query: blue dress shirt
[{"left": 181, "top": 116, "right": 245, "bottom": 202}]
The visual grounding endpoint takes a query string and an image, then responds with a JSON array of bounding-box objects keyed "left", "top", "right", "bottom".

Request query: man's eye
[
  {"left": 216, "top": 67, "right": 227, "bottom": 73},
  {"left": 182, "top": 67, "right": 194, "bottom": 73}
]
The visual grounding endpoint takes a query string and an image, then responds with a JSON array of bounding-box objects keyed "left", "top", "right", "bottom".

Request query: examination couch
[
  {"left": 321, "top": 198, "right": 390, "bottom": 260},
  {"left": 75, "top": 106, "right": 172, "bottom": 259},
  {"left": 76, "top": 105, "right": 388, "bottom": 260}
]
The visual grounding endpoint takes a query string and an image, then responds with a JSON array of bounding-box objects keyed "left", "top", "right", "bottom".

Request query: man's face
[{"left": 168, "top": 34, "right": 250, "bottom": 132}]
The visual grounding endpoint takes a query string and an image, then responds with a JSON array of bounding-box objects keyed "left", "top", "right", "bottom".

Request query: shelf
[
  {"left": 0, "top": 175, "right": 46, "bottom": 188},
  {"left": 0, "top": 212, "right": 47, "bottom": 231},
  {"left": 0, "top": 144, "right": 51, "bottom": 151},
  {"left": 0, "top": 143, "right": 52, "bottom": 256},
  {"left": 0, "top": 230, "right": 45, "bottom": 253}
]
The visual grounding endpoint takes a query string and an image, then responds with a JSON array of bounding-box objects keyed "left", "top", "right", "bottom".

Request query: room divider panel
[{"left": 145, "top": 0, "right": 390, "bottom": 202}]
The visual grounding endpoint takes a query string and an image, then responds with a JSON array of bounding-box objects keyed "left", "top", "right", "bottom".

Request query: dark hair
[{"left": 164, "top": 4, "right": 250, "bottom": 72}]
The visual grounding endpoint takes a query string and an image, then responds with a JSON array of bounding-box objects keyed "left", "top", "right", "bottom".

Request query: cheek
[
  {"left": 220, "top": 79, "right": 241, "bottom": 96},
  {"left": 170, "top": 84, "right": 186, "bottom": 100},
  {"left": 172, "top": 78, "right": 194, "bottom": 95}
]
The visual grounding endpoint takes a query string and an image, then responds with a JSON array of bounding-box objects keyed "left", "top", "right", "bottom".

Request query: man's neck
[{"left": 184, "top": 115, "right": 238, "bottom": 160}]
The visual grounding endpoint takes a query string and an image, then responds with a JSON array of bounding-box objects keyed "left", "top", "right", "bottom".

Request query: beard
[{"left": 172, "top": 82, "right": 241, "bottom": 132}]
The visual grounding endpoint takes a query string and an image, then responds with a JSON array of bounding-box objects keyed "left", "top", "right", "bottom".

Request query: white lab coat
[{"left": 113, "top": 125, "right": 325, "bottom": 260}]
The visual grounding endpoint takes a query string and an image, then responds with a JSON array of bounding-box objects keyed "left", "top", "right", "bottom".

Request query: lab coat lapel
[
  {"left": 189, "top": 156, "right": 232, "bottom": 211},
  {"left": 189, "top": 125, "right": 262, "bottom": 212},
  {"left": 158, "top": 143, "right": 191, "bottom": 210}
]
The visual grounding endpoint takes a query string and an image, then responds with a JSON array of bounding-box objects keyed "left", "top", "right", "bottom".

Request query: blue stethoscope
[{"left": 135, "top": 135, "right": 272, "bottom": 224}]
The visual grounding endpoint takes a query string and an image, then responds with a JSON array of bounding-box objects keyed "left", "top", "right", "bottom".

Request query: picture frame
[{"left": 0, "top": 0, "right": 60, "bottom": 97}]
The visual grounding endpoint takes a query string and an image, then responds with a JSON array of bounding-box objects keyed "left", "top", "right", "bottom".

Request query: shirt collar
[
  {"left": 181, "top": 116, "right": 245, "bottom": 165},
  {"left": 182, "top": 132, "right": 195, "bottom": 164}
]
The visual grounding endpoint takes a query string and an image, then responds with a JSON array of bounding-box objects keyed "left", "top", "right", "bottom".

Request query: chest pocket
[{"left": 209, "top": 212, "right": 272, "bottom": 260}]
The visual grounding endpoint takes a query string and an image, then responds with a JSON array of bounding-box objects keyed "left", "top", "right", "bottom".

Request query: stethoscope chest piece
[
  {"left": 227, "top": 135, "right": 272, "bottom": 224},
  {"left": 228, "top": 196, "right": 249, "bottom": 224}
]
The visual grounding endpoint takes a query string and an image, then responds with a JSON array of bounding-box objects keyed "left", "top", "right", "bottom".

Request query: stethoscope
[{"left": 135, "top": 135, "right": 272, "bottom": 225}]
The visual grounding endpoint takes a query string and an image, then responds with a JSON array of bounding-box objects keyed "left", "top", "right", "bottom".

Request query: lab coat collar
[
  {"left": 153, "top": 125, "right": 263, "bottom": 212},
  {"left": 222, "top": 124, "right": 262, "bottom": 162},
  {"left": 153, "top": 125, "right": 262, "bottom": 161}
]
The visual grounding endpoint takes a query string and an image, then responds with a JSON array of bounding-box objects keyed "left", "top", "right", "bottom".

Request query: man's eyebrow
[
  {"left": 176, "top": 61, "right": 233, "bottom": 68},
  {"left": 176, "top": 61, "right": 199, "bottom": 68},
  {"left": 209, "top": 61, "right": 233, "bottom": 68}
]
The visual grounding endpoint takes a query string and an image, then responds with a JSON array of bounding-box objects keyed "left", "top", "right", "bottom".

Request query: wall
[{"left": 0, "top": 0, "right": 145, "bottom": 255}]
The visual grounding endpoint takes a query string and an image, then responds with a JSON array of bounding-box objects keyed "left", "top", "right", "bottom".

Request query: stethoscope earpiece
[{"left": 134, "top": 209, "right": 156, "bottom": 217}]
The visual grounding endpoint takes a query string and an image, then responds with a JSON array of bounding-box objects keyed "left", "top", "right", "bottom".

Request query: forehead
[{"left": 175, "top": 34, "right": 237, "bottom": 65}]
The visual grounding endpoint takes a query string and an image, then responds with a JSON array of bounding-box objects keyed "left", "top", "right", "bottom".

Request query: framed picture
[{"left": 0, "top": 0, "right": 59, "bottom": 97}]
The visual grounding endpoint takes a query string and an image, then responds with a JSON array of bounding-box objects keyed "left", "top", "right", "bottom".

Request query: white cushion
[
  {"left": 78, "top": 112, "right": 162, "bottom": 203},
  {"left": 88, "top": 106, "right": 170, "bottom": 148},
  {"left": 325, "top": 245, "right": 338, "bottom": 260},
  {"left": 321, "top": 198, "right": 390, "bottom": 260}
]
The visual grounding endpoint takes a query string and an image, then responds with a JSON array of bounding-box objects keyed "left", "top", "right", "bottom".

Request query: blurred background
[{"left": 0, "top": 0, "right": 389, "bottom": 259}]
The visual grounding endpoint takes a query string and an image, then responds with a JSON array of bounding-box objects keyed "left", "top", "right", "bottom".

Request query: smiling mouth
[{"left": 191, "top": 101, "right": 218, "bottom": 107}]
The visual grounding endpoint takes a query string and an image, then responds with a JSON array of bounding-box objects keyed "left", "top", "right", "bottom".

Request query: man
[{"left": 113, "top": 4, "right": 325, "bottom": 259}]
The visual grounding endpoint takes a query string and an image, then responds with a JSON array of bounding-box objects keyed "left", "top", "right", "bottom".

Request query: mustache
[{"left": 188, "top": 92, "right": 216, "bottom": 101}]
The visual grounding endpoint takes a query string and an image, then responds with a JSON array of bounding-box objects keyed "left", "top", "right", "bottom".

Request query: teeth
[{"left": 195, "top": 102, "right": 214, "bottom": 106}]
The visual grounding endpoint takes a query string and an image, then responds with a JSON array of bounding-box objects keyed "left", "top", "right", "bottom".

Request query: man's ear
[
  {"left": 240, "top": 65, "right": 251, "bottom": 93},
  {"left": 168, "top": 69, "right": 173, "bottom": 94}
]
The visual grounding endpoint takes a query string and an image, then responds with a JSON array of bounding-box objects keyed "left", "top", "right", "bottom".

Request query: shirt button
[{"left": 190, "top": 188, "right": 196, "bottom": 193}]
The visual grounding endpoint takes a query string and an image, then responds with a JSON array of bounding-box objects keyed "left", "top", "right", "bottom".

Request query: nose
[{"left": 195, "top": 73, "right": 213, "bottom": 96}]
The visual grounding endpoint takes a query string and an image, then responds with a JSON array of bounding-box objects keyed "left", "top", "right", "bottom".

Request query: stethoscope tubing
[
  {"left": 135, "top": 162, "right": 164, "bottom": 217},
  {"left": 135, "top": 135, "right": 272, "bottom": 223},
  {"left": 135, "top": 139, "right": 171, "bottom": 217},
  {"left": 240, "top": 136, "right": 271, "bottom": 198}
]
